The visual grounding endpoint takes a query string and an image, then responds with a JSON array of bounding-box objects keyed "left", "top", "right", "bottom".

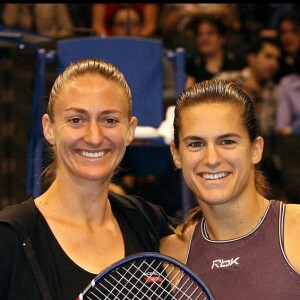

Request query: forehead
[
  {"left": 61, "top": 73, "right": 125, "bottom": 95},
  {"left": 197, "top": 21, "right": 219, "bottom": 33},
  {"left": 56, "top": 74, "right": 129, "bottom": 109},
  {"left": 260, "top": 42, "right": 280, "bottom": 54},
  {"left": 115, "top": 9, "right": 140, "bottom": 19},
  {"left": 280, "top": 19, "right": 300, "bottom": 32},
  {"left": 179, "top": 102, "right": 245, "bottom": 135}
]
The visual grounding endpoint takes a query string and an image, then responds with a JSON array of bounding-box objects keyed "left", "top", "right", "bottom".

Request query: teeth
[
  {"left": 81, "top": 151, "right": 105, "bottom": 158},
  {"left": 202, "top": 172, "right": 228, "bottom": 180}
]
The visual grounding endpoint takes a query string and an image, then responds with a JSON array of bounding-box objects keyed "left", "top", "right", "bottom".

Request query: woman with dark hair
[
  {"left": 275, "top": 10, "right": 300, "bottom": 81},
  {"left": 185, "top": 15, "right": 245, "bottom": 89},
  {"left": 160, "top": 79, "right": 300, "bottom": 299}
]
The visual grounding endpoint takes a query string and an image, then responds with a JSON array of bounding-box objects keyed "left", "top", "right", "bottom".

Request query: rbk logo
[{"left": 211, "top": 257, "right": 240, "bottom": 269}]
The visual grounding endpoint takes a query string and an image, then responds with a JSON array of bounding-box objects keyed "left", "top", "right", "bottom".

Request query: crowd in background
[{"left": 1, "top": 3, "right": 300, "bottom": 213}]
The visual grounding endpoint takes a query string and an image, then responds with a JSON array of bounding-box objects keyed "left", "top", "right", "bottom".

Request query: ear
[
  {"left": 126, "top": 116, "right": 138, "bottom": 146},
  {"left": 170, "top": 142, "right": 181, "bottom": 169},
  {"left": 252, "top": 136, "right": 264, "bottom": 165},
  {"left": 42, "top": 114, "right": 55, "bottom": 145}
]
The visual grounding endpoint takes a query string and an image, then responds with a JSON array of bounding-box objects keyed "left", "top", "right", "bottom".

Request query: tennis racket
[{"left": 77, "top": 252, "right": 214, "bottom": 300}]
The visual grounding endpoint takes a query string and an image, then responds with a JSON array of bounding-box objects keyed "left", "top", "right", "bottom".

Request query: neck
[
  {"left": 204, "top": 196, "right": 269, "bottom": 241},
  {"left": 35, "top": 181, "right": 111, "bottom": 223}
]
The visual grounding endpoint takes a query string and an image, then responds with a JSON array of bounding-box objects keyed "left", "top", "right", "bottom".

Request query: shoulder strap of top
[
  {"left": 108, "top": 191, "right": 175, "bottom": 250},
  {"left": 0, "top": 198, "right": 37, "bottom": 241},
  {"left": 0, "top": 198, "right": 53, "bottom": 300},
  {"left": 278, "top": 200, "right": 285, "bottom": 248}
]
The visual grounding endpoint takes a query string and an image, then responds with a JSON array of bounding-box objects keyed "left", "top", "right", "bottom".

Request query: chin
[{"left": 197, "top": 191, "right": 231, "bottom": 205}]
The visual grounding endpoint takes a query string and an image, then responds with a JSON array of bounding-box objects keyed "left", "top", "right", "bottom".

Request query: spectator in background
[
  {"left": 185, "top": 15, "right": 245, "bottom": 89},
  {"left": 111, "top": 4, "right": 143, "bottom": 37},
  {"left": 2, "top": 4, "right": 74, "bottom": 38},
  {"left": 215, "top": 37, "right": 281, "bottom": 138},
  {"left": 275, "top": 10, "right": 300, "bottom": 82},
  {"left": 276, "top": 49, "right": 300, "bottom": 136},
  {"left": 160, "top": 3, "right": 241, "bottom": 53},
  {"left": 275, "top": 50, "right": 300, "bottom": 205},
  {"left": 92, "top": 4, "right": 159, "bottom": 38}
]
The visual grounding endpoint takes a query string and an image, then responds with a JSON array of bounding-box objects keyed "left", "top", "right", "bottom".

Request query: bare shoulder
[
  {"left": 160, "top": 223, "right": 196, "bottom": 264},
  {"left": 284, "top": 203, "right": 300, "bottom": 273},
  {"left": 285, "top": 203, "right": 300, "bottom": 229}
]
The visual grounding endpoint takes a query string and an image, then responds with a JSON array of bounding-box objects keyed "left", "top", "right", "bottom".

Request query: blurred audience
[
  {"left": 92, "top": 3, "right": 159, "bottom": 38},
  {"left": 160, "top": 4, "right": 241, "bottom": 54},
  {"left": 185, "top": 15, "right": 245, "bottom": 89},
  {"left": 237, "top": 4, "right": 294, "bottom": 44},
  {"left": 274, "top": 10, "right": 300, "bottom": 82},
  {"left": 276, "top": 49, "right": 300, "bottom": 136},
  {"left": 111, "top": 4, "right": 143, "bottom": 37},
  {"left": 2, "top": 4, "right": 74, "bottom": 38},
  {"left": 275, "top": 48, "right": 300, "bottom": 204}
]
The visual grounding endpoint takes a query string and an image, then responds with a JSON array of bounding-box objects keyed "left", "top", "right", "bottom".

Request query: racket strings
[{"left": 82, "top": 257, "right": 210, "bottom": 299}]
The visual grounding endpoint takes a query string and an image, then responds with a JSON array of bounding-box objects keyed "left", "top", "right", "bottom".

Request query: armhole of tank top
[
  {"left": 278, "top": 201, "right": 294, "bottom": 269},
  {"left": 279, "top": 201, "right": 300, "bottom": 274},
  {"left": 279, "top": 201, "right": 285, "bottom": 251},
  {"left": 184, "top": 221, "right": 201, "bottom": 265}
]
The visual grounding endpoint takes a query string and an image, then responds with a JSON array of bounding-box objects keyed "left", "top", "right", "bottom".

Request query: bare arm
[
  {"left": 92, "top": 4, "right": 106, "bottom": 36},
  {"left": 140, "top": 4, "right": 159, "bottom": 37},
  {"left": 55, "top": 4, "right": 74, "bottom": 38},
  {"left": 2, "top": 4, "right": 31, "bottom": 29},
  {"left": 160, "top": 224, "right": 195, "bottom": 263}
]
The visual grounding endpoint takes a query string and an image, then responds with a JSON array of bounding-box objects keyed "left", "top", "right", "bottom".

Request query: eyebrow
[
  {"left": 63, "top": 108, "right": 122, "bottom": 114},
  {"left": 183, "top": 133, "right": 241, "bottom": 142}
]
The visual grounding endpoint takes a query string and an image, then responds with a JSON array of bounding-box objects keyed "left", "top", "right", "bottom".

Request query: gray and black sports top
[{"left": 186, "top": 200, "right": 300, "bottom": 299}]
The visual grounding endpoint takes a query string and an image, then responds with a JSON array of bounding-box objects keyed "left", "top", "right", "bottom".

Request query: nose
[
  {"left": 84, "top": 121, "right": 104, "bottom": 145},
  {"left": 203, "top": 144, "right": 222, "bottom": 167}
]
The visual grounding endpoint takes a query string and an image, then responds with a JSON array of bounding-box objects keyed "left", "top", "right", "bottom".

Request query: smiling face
[
  {"left": 43, "top": 73, "right": 137, "bottom": 185},
  {"left": 171, "top": 102, "right": 263, "bottom": 206}
]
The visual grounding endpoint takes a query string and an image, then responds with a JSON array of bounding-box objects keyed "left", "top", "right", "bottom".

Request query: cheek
[
  {"left": 180, "top": 153, "right": 199, "bottom": 173},
  {"left": 52, "top": 128, "right": 78, "bottom": 152},
  {"left": 110, "top": 129, "right": 130, "bottom": 147}
]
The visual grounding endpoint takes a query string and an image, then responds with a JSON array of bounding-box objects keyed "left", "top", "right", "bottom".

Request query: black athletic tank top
[
  {"left": 36, "top": 206, "right": 147, "bottom": 300},
  {"left": 186, "top": 200, "right": 300, "bottom": 299}
]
